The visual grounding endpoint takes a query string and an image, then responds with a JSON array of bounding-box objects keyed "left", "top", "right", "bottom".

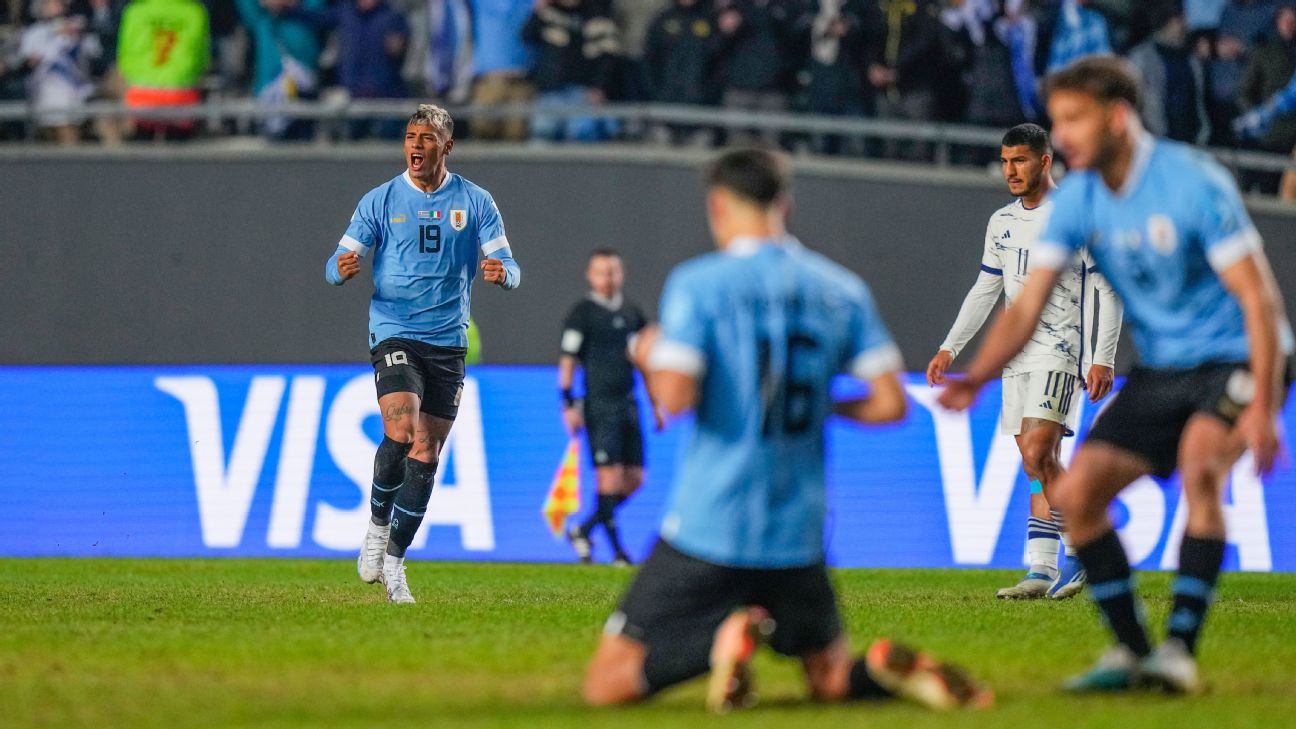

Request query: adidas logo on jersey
[{"left": 1039, "top": 401, "right": 1053, "bottom": 410}]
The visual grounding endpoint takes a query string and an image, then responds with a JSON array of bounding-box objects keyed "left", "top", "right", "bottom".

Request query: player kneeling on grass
[
  {"left": 940, "top": 57, "right": 1292, "bottom": 695},
  {"left": 325, "top": 104, "right": 521, "bottom": 604},
  {"left": 581, "top": 148, "right": 993, "bottom": 713},
  {"left": 928, "top": 122, "right": 1123, "bottom": 601}
]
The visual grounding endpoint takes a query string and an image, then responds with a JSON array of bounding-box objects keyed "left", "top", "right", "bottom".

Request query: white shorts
[{"left": 1000, "top": 369, "right": 1081, "bottom": 436}]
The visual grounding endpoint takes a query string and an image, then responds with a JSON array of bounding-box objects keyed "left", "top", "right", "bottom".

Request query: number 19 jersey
[
  {"left": 647, "top": 237, "right": 902, "bottom": 568},
  {"left": 340, "top": 170, "right": 511, "bottom": 349}
]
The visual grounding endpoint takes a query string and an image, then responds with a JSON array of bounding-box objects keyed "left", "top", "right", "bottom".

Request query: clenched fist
[
  {"left": 336, "top": 251, "right": 361, "bottom": 281},
  {"left": 480, "top": 258, "right": 507, "bottom": 286}
]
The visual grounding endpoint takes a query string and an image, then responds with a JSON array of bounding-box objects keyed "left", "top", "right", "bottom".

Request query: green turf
[{"left": 1, "top": 559, "right": 1294, "bottom": 728}]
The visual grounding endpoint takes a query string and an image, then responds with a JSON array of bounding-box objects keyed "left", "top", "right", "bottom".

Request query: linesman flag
[{"left": 542, "top": 439, "right": 582, "bottom": 538}]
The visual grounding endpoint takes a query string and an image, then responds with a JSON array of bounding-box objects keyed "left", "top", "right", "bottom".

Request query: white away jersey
[{"left": 942, "top": 198, "right": 1119, "bottom": 377}]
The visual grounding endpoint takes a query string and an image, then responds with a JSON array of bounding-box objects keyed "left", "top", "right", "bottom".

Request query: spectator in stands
[
  {"left": 1186, "top": 0, "right": 1229, "bottom": 37},
  {"left": 611, "top": 0, "right": 668, "bottom": 102},
  {"left": 19, "top": 0, "right": 103, "bottom": 143},
  {"left": 1209, "top": 0, "right": 1279, "bottom": 143},
  {"left": 953, "top": 0, "right": 1034, "bottom": 129},
  {"left": 522, "top": 0, "right": 621, "bottom": 142},
  {"left": 324, "top": 0, "right": 409, "bottom": 139},
  {"left": 418, "top": 0, "right": 473, "bottom": 102},
  {"left": 118, "top": 0, "right": 210, "bottom": 141},
  {"left": 1234, "top": 4, "right": 1296, "bottom": 194},
  {"left": 1041, "top": 0, "right": 1113, "bottom": 74},
  {"left": 1240, "top": 4, "right": 1296, "bottom": 151},
  {"left": 1128, "top": 1, "right": 1210, "bottom": 144},
  {"left": 644, "top": 0, "right": 720, "bottom": 106},
  {"left": 469, "top": 0, "right": 532, "bottom": 140},
  {"left": 235, "top": 0, "right": 325, "bottom": 139},
  {"left": 794, "top": 0, "right": 870, "bottom": 154},
  {"left": 713, "top": 0, "right": 801, "bottom": 144},
  {"left": 863, "top": 0, "right": 965, "bottom": 156}
]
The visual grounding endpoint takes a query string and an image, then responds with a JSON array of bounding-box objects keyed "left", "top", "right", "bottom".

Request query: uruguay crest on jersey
[{"left": 451, "top": 209, "right": 468, "bottom": 231}]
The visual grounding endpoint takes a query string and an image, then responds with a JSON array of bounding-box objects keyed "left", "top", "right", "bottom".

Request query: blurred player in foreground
[
  {"left": 325, "top": 104, "right": 521, "bottom": 603},
  {"left": 941, "top": 57, "right": 1292, "bottom": 694},
  {"left": 928, "top": 123, "right": 1123, "bottom": 600},
  {"left": 559, "top": 249, "right": 661, "bottom": 566},
  {"left": 582, "top": 148, "right": 992, "bottom": 713}
]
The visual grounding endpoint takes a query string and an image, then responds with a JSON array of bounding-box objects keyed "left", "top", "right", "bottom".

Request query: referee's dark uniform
[{"left": 561, "top": 295, "right": 648, "bottom": 468}]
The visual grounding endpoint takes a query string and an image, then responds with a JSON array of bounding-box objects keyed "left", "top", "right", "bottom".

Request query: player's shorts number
[
  {"left": 418, "top": 224, "right": 441, "bottom": 254},
  {"left": 384, "top": 351, "right": 409, "bottom": 367},
  {"left": 758, "top": 332, "right": 819, "bottom": 436}
]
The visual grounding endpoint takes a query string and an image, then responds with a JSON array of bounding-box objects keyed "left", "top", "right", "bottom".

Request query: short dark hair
[
  {"left": 588, "top": 247, "right": 620, "bottom": 261},
  {"left": 1001, "top": 123, "right": 1051, "bottom": 155},
  {"left": 1043, "top": 56, "right": 1142, "bottom": 110},
  {"left": 704, "top": 148, "right": 790, "bottom": 208}
]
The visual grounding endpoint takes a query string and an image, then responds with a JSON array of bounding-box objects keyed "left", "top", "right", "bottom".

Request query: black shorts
[
  {"left": 1087, "top": 361, "right": 1289, "bottom": 479},
  {"left": 370, "top": 337, "right": 467, "bottom": 421},
  {"left": 583, "top": 397, "right": 644, "bottom": 468},
  {"left": 608, "top": 539, "right": 842, "bottom": 664}
]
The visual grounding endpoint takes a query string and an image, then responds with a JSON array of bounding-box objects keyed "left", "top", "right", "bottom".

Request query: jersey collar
[
  {"left": 402, "top": 168, "right": 454, "bottom": 194},
  {"left": 587, "top": 291, "right": 624, "bottom": 311},
  {"left": 725, "top": 235, "right": 799, "bottom": 258},
  {"left": 1114, "top": 127, "right": 1154, "bottom": 199}
]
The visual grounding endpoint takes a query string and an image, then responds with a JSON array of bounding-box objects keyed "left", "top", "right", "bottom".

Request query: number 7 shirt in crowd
[
  {"left": 330, "top": 169, "right": 521, "bottom": 348},
  {"left": 647, "top": 236, "right": 903, "bottom": 569}
]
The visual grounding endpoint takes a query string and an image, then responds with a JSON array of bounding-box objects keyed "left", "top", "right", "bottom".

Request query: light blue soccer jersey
[
  {"left": 326, "top": 170, "right": 520, "bottom": 348},
  {"left": 1036, "top": 135, "right": 1292, "bottom": 369},
  {"left": 648, "top": 237, "right": 903, "bottom": 568}
]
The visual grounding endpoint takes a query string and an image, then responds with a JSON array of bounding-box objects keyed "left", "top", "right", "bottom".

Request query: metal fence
[{"left": 3, "top": 98, "right": 1296, "bottom": 177}]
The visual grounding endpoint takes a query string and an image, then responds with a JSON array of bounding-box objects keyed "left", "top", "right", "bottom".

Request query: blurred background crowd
[{"left": 5, "top": 0, "right": 1296, "bottom": 191}]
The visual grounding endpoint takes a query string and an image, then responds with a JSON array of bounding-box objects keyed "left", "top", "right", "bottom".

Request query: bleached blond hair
[{"left": 407, "top": 104, "right": 454, "bottom": 139}]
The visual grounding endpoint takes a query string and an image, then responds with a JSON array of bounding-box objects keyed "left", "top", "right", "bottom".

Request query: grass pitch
[{"left": 1, "top": 559, "right": 1294, "bottom": 728}]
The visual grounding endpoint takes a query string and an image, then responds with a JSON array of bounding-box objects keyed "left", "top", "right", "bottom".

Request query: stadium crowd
[{"left": 3, "top": 0, "right": 1296, "bottom": 188}]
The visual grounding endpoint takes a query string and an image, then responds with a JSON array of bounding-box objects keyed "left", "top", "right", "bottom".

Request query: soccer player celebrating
[
  {"left": 582, "top": 149, "right": 992, "bottom": 712},
  {"left": 325, "top": 104, "right": 521, "bottom": 603},
  {"left": 941, "top": 57, "right": 1292, "bottom": 694},
  {"left": 559, "top": 248, "right": 661, "bottom": 567},
  {"left": 928, "top": 123, "right": 1123, "bottom": 601}
]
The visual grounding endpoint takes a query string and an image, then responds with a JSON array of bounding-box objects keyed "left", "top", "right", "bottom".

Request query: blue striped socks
[{"left": 1026, "top": 516, "right": 1062, "bottom": 579}]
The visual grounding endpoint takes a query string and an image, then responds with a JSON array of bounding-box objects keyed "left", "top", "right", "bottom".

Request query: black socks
[
  {"left": 388, "top": 457, "right": 438, "bottom": 558},
  {"left": 369, "top": 436, "right": 411, "bottom": 525},
  {"left": 1076, "top": 528, "right": 1151, "bottom": 657},
  {"left": 1168, "top": 535, "right": 1225, "bottom": 654}
]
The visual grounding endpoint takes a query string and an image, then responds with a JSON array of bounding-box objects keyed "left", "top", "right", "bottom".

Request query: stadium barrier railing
[{"left": 2, "top": 99, "right": 1296, "bottom": 179}]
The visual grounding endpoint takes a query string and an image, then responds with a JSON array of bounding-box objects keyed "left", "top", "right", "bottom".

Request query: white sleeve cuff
[
  {"left": 848, "top": 342, "right": 904, "bottom": 381},
  {"left": 339, "top": 234, "right": 370, "bottom": 256},
  {"left": 1206, "top": 227, "right": 1263, "bottom": 273},
  {"left": 1031, "top": 241, "right": 1073, "bottom": 271},
  {"left": 481, "top": 235, "right": 510, "bottom": 256},
  {"left": 560, "top": 329, "right": 583, "bottom": 355},
  {"left": 649, "top": 339, "right": 706, "bottom": 377}
]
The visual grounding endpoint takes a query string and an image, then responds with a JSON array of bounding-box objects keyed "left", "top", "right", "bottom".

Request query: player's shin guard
[
  {"left": 1076, "top": 528, "right": 1151, "bottom": 657},
  {"left": 370, "top": 436, "right": 411, "bottom": 525},
  {"left": 387, "top": 457, "right": 437, "bottom": 558},
  {"left": 1168, "top": 535, "right": 1225, "bottom": 654}
]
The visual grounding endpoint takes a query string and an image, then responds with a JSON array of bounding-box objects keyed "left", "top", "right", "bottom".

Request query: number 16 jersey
[{"left": 647, "top": 236, "right": 902, "bottom": 569}]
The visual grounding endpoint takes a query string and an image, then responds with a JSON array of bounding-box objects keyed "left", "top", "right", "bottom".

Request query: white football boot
[
  {"left": 383, "top": 554, "right": 416, "bottom": 604},
  {"left": 357, "top": 520, "right": 390, "bottom": 584}
]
